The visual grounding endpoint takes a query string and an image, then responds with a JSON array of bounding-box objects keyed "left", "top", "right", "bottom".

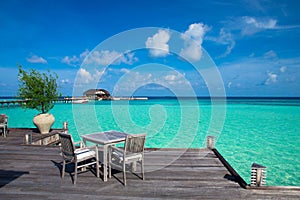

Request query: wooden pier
[
  {"left": 0, "top": 129, "right": 300, "bottom": 199},
  {"left": 0, "top": 98, "right": 84, "bottom": 107},
  {"left": 0, "top": 100, "right": 26, "bottom": 107},
  {"left": 0, "top": 97, "right": 148, "bottom": 107}
]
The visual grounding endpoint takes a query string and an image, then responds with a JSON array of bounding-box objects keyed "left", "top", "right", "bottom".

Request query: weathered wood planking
[{"left": 0, "top": 128, "right": 300, "bottom": 200}]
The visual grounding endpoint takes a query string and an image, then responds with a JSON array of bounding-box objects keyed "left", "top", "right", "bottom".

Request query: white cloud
[
  {"left": 62, "top": 49, "right": 89, "bottom": 66},
  {"left": 77, "top": 68, "right": 93, "bottom": 84},
  {"left": 88, "top": 50, "right": 121, "bottom": 65},
  {"left": 180, "top": 42, "right": 202, "bottom": 62},
  {"left": 280, "top": 66, "right": 287, "bottom": 73},
  {"left": 227, "top": 82, "right": 232, "bottom": 88},
  {"left": 62, "top": 55, "right": 79, "bottom": 66},
  {"left": 145, "top": 29, "right": 170, "bottom": 57},
  {"left": 113, "top": 68, "right": 190, "bottom": 96},
  {"left": 244, "top": 16, "right": 277, "bottom": 29},
  {"left": 164, "top": 74, "right": 177, "bottom": 81},
  {"left": 263, "top": 50, "right": 277, "bottom": 59},
  {"left": 76, "top": 68, "right": 105, "bottom": 84},
  {"left": 265, "top": 72, "right": 278, "bottom": 85},
  {"left": 163, "top": 72, "right": 187, "bottom": 86},
  {"left": 221, "top": 16, "right": 300, "bottom": 42},
  {"left": 120, "top": 68, "right": 130, "bottom": 74},
  {"left": 241, "top": 16, "right": 277, "bottom": 35},
  {"left": 180, "top": 23, "right": 208, "bottom": 61},
  {"left": 118, "top": 52, "right": 138, "bottom": 65},
  {"left": 80, "top": 49, "right": 90, "bottom": 59},
  {"left": 181, "top": 23, "right": 207, "bottom": 44},
  {"left": 218, "top": 54, "right": 300, "bottom": 96},
  {"left": 218, "top": 29, "right": 236, "bottom": 57},
  {"left": 86, "top": 50, "right": 137, "bottom": 66},
  {"left": 206, "top": 28, "right": 235, "bottom": 57},
  {"left": 27, "top": 55, "right": 47, "bottom": 64},
  {"left": 61, "top": 79, "right": 69, "bottom": 84},
  {"left": 63, "top": 49, "right": 137, "bottom": 67}
]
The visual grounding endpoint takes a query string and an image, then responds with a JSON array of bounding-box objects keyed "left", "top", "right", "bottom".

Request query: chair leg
[
  {"left": 123, "top": 162, "right": 126, "bottom": 186},
  {"left": 141, "top": 159, "right": 145, "bottom": 180},
  {"left": 95, "top": 146, "right": 99, "bottom": 178},
  {"left": 62, "top": 160, "right": 66, "bottom": 178},
  {"left": 74, "top": 162, "right": 78, "bottom": 184},
  {"left": 96, "top": 161, "right": 100, "bottom": 178},
  {"left": 3, "top": 127, "right": 6, "bottom": 138}
]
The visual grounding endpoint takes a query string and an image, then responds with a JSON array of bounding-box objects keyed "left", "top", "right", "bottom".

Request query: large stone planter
[{"left": 33, "top": 113, "right": 55, "bottom": 134}]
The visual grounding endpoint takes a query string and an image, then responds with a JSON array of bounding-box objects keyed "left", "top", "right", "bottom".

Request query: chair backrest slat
[
  {"left": 125, "top": 134, "right": 146, "bottom": 154},
  {"left": 0, "top": 115, "right": 6, "bottom": 123},
  {"left": 59, "top": 133, "right": 75, "bottom": 158}
]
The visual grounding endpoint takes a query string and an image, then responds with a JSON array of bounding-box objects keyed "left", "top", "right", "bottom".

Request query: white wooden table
[{"left": 81, "top": 130, "right": 128, "bottom": 182}]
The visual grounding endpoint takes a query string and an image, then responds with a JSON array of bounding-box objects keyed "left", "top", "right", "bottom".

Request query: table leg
[
  {"left": 103, "top": 144, "right": 108, "bottom": 182},
  {"left": 82, "top": 139, "right": 87, "bottom": 171}
]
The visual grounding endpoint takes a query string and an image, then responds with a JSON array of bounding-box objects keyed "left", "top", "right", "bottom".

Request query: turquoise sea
[{"left": 1, "top": 97, "right": 299, "bottom": 186}]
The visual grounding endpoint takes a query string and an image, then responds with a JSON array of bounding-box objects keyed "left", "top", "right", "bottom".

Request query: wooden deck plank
[{"left": 0, "top": 128, "right": 300, "bottom": 199}]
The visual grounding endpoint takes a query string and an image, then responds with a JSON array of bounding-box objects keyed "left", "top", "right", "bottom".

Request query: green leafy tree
[{"left": 18, "top": 66, "right": 61, "bottom": 114}]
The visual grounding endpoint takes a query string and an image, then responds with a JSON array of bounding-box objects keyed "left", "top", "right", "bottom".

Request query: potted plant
[{"left": 18, "top": 65, "right": 61, "bottom": 134}]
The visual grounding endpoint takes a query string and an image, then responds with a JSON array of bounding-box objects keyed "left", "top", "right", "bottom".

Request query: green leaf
[{"left": 17, "top": 65, "right": 61, "bottom": 113}]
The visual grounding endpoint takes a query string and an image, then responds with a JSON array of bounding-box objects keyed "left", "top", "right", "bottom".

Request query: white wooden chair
[
  {"left": 58, "top": 132, "right": 99, "bottom": 184},
  {"left": 108, "top": 133, "right": 146, "bottom": 186},
  {"left": 0, "top": 115, "right": 8, "bottom": 138}
]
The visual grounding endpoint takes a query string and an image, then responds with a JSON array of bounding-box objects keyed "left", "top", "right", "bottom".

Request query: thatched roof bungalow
[{"left": 83, "top": 89, "right": 111, "bottom": 100}]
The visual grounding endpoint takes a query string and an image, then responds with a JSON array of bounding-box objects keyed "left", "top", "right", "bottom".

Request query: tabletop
[{"left": 81, "top": 130, "right": 128, "bottom": 145}]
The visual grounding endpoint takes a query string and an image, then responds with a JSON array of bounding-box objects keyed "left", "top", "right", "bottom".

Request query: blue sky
[{"left": 0, "top": 0, "right": 300, "bottom": 97}]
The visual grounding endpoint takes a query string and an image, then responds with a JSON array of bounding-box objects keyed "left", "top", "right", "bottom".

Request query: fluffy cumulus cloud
[
  {"left": 77, "top": 68, "right": 93, "bottom": 84},
  {"left": 26, "top": 54, "right": 47, "bottom": 64},
  {"left": 76, "top": 68, "right": 106, "bottom": 84},
  {"left": 180, "top": 23, "right": 208, "bottom": 61},
  {"left": 145, "top": 29, "right": 170, "bottom": 57}
]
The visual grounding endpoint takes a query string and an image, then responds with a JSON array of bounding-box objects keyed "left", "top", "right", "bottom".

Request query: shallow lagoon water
[{"left": 1, "top": 98, "right": 299, "bottom": 186}]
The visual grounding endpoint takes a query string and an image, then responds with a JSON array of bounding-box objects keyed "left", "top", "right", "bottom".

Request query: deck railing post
[
  {"left": 25, "top": 133, "right": 32, "bottom": 144},
  {"left": 63, "top": 121, "right": 68, "bottom": 133},
  {"left": 206, "top": 136, "right": 215, "bottom": 149},
  {"left": 251, "top": 163, "right": 267, "bottom": 186}
]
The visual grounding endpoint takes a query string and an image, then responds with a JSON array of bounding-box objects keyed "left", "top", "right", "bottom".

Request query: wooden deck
[{"left": 1, "top": 129, "right": 300, "bottom": 199}]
